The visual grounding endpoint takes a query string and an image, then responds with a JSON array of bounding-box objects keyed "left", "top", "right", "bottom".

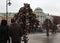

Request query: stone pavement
[
  {"left": 22, "top": 33, "right": 60, "bottom": 43},
  {"left": 8, "top": 33, "right": 60, "bottom": 43}
]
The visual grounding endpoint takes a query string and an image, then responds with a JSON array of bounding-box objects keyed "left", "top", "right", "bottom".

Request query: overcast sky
[{"left": 0, "top": 0, "right": 60, "bottom": 16}]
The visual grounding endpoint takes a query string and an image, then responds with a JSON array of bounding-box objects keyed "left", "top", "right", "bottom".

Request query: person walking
[
  {"left": 51, "top": 24, "right": 57, "bottom": 34},
  {"left": 0, "top": 19, "right": 10, "bottom": 43},
  {"left": 10, "top": 19, "right": 23, "bottom": 43},
  {"left": 43, "top": 19, "right": 52, "bottom": 36}
]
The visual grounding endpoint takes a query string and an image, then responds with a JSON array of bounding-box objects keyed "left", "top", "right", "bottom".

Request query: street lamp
[{"left": 6, "top": 0, "right": 11, "bottom": 20}]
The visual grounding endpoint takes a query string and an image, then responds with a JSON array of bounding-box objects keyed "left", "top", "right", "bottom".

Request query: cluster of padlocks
[
  {"left": 13, "top": 3, "right": 39, "bottom": 43},
  {"left": 13, "top": 3, "right": 39, "bottom": 33}
]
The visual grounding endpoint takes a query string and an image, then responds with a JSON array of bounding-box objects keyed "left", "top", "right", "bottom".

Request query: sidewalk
[{"left": 21, "top": 33, "right": 60, "bottom": 43}]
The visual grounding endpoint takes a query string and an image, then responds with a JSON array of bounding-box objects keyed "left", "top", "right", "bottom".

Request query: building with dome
[{"left": 34, "top": 7, "right": 53, "bottom": 27}]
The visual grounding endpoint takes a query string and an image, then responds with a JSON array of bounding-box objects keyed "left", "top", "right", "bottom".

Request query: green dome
[{"left": 34, "top": 7, "right": 43, "bottom": 12}]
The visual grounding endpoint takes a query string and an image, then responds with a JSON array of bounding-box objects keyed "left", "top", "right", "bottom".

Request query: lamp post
[{"left": 6, "top": 0, "right": 11, "bottom": 20}]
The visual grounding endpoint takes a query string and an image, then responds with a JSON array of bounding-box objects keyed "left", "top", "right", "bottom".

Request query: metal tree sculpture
[{"left": 13, "top": 3, "right": 39, "bottom": 33}]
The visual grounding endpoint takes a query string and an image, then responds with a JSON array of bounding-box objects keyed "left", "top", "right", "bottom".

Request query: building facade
[{"left": 34, "top": 7, "right": 53, "bottom": 27}]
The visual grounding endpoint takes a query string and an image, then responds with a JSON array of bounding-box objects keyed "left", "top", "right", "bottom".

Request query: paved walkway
[
  {"left": 8, "top": 33, "right": 60, "bottom": 43},
  {"left": 22, "top": 33, "right": 60, "bottom": 43}
]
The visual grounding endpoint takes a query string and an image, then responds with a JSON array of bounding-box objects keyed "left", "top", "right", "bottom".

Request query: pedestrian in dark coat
[
  {"left": 10, "top": 19, "right": 23, "bottom": 43},
  {"left": 0, "top": 19, "right": 10, "bottom": 43},
  {"left": 51, "top": 24, "right": 57, "bottom": 34},
  {"left": 43, "top": 19, "right": 52, "bottom": 36}
]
